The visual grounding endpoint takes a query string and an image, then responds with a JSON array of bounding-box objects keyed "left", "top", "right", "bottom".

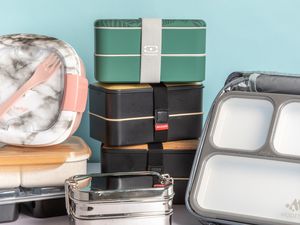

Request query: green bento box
[{"left": 94, "top": 19, "right": 206, "bottom": 83}]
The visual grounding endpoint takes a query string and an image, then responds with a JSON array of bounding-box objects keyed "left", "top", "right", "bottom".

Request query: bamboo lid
[
  {"left": 95, "top": 83, "right": 202, "bottom": 91},
  {"left": 103, "top": 139, "right": 199, "bottom": 151},
  {"left": 0, "top": 136, "right": 91, "bottom": 166}
]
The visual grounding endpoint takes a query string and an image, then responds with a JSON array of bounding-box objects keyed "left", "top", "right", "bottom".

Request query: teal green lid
[{"left": 94, "top": 19, "right": 206, "bottom": 28}]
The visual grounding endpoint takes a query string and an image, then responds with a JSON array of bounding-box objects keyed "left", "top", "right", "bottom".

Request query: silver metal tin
[{"left": 65, "top": 171, "right": 174, "bottom": 225}]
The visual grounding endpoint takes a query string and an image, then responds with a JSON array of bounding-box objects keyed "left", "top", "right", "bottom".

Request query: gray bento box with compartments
[{"left": 186, "top": 72, "right": 300, "bottom": 225}]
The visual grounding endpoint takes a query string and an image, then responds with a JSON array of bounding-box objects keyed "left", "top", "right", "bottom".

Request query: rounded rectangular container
[
  {"left": 212, "top": 97, "right": 274, "bottom": 151},
  {"left": 89, "top": 83, "right": 203, "bottom": 146},
  {"left": 94, "top": 19, "right": 206, "bottom": 83},
  {"left": 187, "top": 74, "right": 300, "bottom": 225},
  {"left": 273, "top": 102, "right": 300, "bottom": 156},
  {"left": 195, "top": 155, "right": 300, "bottom": 224},
  {"left": 0, "top": 136, "right": 91, "bottom": 189},
  {"left": 102, "top": 140, "right": 198, "bottom": 204},
  {"left": 65, "top": 171, "right": 174, "bottom": 225},
  {"left": 0, "top": 34, "right": 88, "bottom": 146}
]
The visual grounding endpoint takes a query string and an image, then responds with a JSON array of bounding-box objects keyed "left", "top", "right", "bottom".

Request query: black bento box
[
  {"left": 89, "top": 83, "right": 203, "bottom": 146},
  {"left": 101, "top": 139, "right": 198, "bottom": 204}
]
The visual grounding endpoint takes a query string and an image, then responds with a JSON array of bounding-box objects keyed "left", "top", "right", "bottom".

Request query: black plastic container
[
  {"left": 89, "top": 83, "right": 203, "bottom": 146},
  {"left": 0, "top": 187, "right": 65, "bottom": 221},
  {"left": 22, "top": 198, "right": 67, "bottom": 218},
  {"left": 0, "top": 189, "right": 20, "bottom": 223},
  {"left": 101, "top": 139, "right": 198, "bottom": 204},
  {"left": 0, "top": 204, "right": 19, "bottom": 223}
]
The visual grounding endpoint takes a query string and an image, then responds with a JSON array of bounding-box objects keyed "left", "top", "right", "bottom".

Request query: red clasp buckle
[{"left": 155, "top": 109, "right": 169, "bottom": 131}]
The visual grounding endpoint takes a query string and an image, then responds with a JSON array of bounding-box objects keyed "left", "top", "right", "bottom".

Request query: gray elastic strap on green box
[{"left": 140, "top": 18, "right": 162, "bottom": 83}]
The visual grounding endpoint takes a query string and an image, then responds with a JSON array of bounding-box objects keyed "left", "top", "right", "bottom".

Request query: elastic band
[
  {"left": 249, "top": 73, "right": 260, "bottom": 92},
  {"left": 150, "top": 83, "right": 169, "bottom": 142},
  {"left": 147, "top": 142, "right": 164, "bottom": 173}
]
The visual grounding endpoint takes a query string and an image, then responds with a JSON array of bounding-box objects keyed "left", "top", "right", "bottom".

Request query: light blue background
[{"left": 1, "top": 0, "right": 300, "bottom": 161}]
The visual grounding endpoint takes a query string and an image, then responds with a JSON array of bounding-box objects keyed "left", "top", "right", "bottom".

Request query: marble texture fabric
[{"left": 0, "top": 34, "right": 83, "bottom": 146}]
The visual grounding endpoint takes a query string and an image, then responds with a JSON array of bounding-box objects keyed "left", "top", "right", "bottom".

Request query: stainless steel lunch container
[{"left": 65, "top": 171, "right": 174, "bottom": 225}]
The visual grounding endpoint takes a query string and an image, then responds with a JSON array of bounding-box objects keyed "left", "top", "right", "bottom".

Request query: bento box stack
[
  {"left": 0, "top": 34, "right": 91, "bottom": 222},
  {"left": 89, "top": 18, "right": 206, "bottom": 204}
]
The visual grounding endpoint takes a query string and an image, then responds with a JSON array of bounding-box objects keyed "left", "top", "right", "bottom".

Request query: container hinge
[{"left": 65, "top": 179, "right": 77, "bottom": 215}]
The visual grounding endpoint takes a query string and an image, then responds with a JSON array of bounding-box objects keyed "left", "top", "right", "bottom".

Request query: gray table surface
[
  {"left": 2, "top": 163, "right": 202, "bottom": 225},
  {"left": 4, "top": 205, "right": 201, "bottom": 225}
]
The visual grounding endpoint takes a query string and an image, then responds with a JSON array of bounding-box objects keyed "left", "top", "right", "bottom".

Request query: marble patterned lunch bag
[{"left": 0, "top": 34, "right": 88, "bottom": 146}]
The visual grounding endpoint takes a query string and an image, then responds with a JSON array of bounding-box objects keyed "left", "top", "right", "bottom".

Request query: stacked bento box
[{"left": 89, "top": 18, "right": 206, "bottom": 204}]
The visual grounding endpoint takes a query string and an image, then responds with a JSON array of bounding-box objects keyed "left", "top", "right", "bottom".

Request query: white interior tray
[
  {"left": 273, "top": 102, "right": 300, "bottom": 157},
  {"left": 195, "top": 154, "right": 300, "bottom": 224},
  {"left": 212, "top": 97, "right": 274, "bottom": 151}
]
